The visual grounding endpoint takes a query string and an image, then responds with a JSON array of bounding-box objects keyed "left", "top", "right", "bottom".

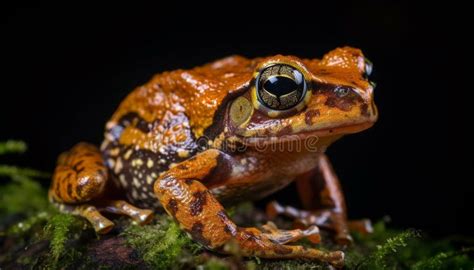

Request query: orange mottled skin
[{"left": 49, "top": 47, "right": 377, "bottom": 268}]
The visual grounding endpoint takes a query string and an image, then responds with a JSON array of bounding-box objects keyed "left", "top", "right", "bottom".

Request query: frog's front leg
[
  {"left": 266, "top": 154, "right": 372, "bottom": 245},
  {"left": 49, "top": 143, "right": 153, "bottom": 233},
  {"left": 153, "top": 149, "right": 344, "bottom": 268}
]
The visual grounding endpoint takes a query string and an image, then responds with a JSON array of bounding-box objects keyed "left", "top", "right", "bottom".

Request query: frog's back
[{"left": 100, "top": 56, "right": 255, "bottom": 208}]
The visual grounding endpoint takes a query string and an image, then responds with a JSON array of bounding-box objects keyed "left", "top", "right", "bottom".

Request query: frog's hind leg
[
  {"left": 266, "top": 154, "right": 373, "bottom": 245},
  {"left": 154, "top": 149, "right": 344, "bottom": 268},
  {"left": 49, "top": 142, "right": 153, "bottom": 233}
]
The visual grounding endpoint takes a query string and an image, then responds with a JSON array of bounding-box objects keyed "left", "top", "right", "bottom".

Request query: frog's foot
[
  {"left": 261, "top": 221, "right": 321, "bottom": 244},
  {"left": 267, "top": 201, "right": 372, "bottom": 245},
  {"left": 236, "top": 227, "right": 344, "bottom": 268},
  {"left": 53, "top": 199, "right": 154, "bottom": 234},
  {"left": 95, "top": 200, "right": 154, "bottom": 226}
]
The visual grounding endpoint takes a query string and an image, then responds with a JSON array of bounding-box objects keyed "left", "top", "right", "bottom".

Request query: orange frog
[{"left": 49, "top": 47, "right": 377, "bottom": 267}]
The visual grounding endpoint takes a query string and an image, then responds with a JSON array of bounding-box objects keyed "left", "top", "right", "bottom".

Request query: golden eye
[{"left": 256, "top": 64, "right": 307, "bottom": 110}]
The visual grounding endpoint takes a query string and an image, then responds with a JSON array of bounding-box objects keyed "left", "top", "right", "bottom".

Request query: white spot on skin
[
  {"left": 177, "top": 149, "right": 189, "bottom": 158},
  {"left": 107, "top": 158, "right": 115, "bottom": 168},
  {"left": 231, "top": 164, "right": 246, "bottom": 175},
  {"left": 231, "top": 157, "right": 259, "bottom": 177},
  {"left": 147, "top": 159, "right": 154, "bottom": 168},
  {"left": 133, "top": 177, "right": 141, "bottom": 188},
  {"left": 124, "top": 149, "right": 133, "bottom": 160},
  {"left": 247, "top": 157, "right": 258, "bottom": 171},
  {"left": 159, "top": 159, "right": 166, "bottom": 165},
  {"left": 159, "top": 146, "right": 167, "bottom": 155},
  {"left": 114, "top": 158, "right": 123, "bottom": 174},
  {"left": 119, "top": 175, "right": 128, "bottom": 188},
  {"left": 146, "top": 175, "right": 154, "bottom": 185},
  {"left": 131, "top": 189, "right": 139, "bottom": 199},
  {"left": 106, "top": 121, "right": 116, "bottom": 129},
  {"left": 105, "top": 133, "right": 115, "bottom": 142},
  {"left": 100, "top": 140, "right": 109, "bottom": 151},
  {"left": 140, "top": 188, "right": 148, "bottom": 199},
  {"left": 132, "top": 158, "right": 144, "bottom": 167},
  {"left": 210, "top": 185, "right": 227, "bottom": 196}
]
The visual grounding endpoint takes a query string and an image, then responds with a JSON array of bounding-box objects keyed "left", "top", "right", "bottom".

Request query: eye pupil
[
  {"left": 257, "top": 64, "right": 306, "bottom": 110},
  {"left": 263, "top": 76, "right": 298, "bottom": 96}
]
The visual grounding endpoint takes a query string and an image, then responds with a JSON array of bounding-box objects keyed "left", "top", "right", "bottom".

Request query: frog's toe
[
  {"left": 261, "top": 221, "right": 321, "bottom": 244},
  {"left": 97, "top": 200, "right": 154, "bottom": 225},
  {"left": 74, "top": 205, "right": 115, "bottom": 234},
  {"left": 266, "top": 200, "right": 357, "bottom": 245},
  {"left": 97, "top": 200, "right": 153, "bottom": 225},
  {"left": 265, "top": 200, "right": 284, "bottom": 220},
  {"left": 348, "top": 218, "right": 373, "bottom": 235},
  {"left": 293, "top": 211, "right": 353, "bottom": 245}
]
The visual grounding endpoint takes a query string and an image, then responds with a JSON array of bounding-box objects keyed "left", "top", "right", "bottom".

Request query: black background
[{"left": 1, "top": 2, "right": 472, "bottom": 236}]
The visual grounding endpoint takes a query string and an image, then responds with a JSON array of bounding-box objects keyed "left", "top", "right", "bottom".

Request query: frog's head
[{"left": 225, "top": 47, "right": 377, "bottom": 150}]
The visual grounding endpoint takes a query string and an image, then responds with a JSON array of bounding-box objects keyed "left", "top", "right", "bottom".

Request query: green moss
[
  {"left": 0, "top": 175, "right": 50, "bottom": 215},
  {"left": 0, "top": 140, "right": 27, "bottom": 155},
  {"left": 5, "top": 211, "right": 50, "bottom": 236},
  {"left": 344, "top": 221, "right": 474, "bottom": 270},
  {"left": 201, "top": 257, "right": 231, "bottom": 270},
  {"left": 0, "top": 165, "right": 50, "bottom": 179},
  {"left": 412, "top": 247, "right": 474, "bottom": 270},
  {"left": 359, "top": 229, "right": 419, "bottom": 269},
  {"left": 121, "top": 216, "right": 196, "bottom": 269},
  {"left": 0, "top": 141, "right": 50, "bottom": 217},
  {"left": 44, "top": 213, "right": 78, "bottom": 263}
]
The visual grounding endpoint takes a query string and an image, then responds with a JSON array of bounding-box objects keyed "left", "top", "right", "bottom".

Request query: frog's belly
[
  {"left": 106, "top": 149, "right": 175, "bottom": 209},
  {"left": 111, "top": 166, "right": 294, "bottom": 210},
  {"left": 209, "top": 176, "right": 295, "bottom": 205}
]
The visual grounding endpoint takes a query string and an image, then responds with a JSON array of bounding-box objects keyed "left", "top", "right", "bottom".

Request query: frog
[{"left": 49, "top": 46, "right": 377, "bottom": 268}]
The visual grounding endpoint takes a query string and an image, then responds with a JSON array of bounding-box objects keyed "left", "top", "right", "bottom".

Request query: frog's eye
[
  {"left": 363, "top": 58, "right": 373, "bottom": 79},
  {"left": 256, "top": 64, "right": 307, "bottom": 111}
]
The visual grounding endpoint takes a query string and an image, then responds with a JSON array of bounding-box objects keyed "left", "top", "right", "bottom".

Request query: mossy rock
[{"left": 2, "top": 201, "right": 474, "bottom": 270}]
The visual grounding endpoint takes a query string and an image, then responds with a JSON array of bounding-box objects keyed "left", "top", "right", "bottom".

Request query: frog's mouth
[{"left": 236, "top": 121, "right": 375, "bottom": 147}]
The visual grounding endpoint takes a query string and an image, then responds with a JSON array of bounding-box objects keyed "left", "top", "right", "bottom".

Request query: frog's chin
[{"left": 237, "top": 121, "right": 375, "bottom": 147}]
